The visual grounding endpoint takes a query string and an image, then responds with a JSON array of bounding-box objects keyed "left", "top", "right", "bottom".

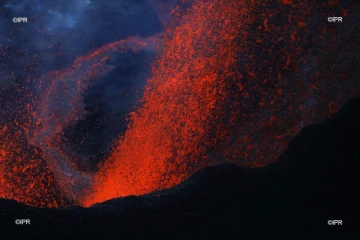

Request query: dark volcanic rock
[{"left": 1, "top": 95, "right": 359, "bottom": 239}]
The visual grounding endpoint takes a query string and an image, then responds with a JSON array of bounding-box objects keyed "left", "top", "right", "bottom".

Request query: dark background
[
  {"left": 0, "top": 0, "right": 359, "bottom": 238},
  {"left": 0, "top": 0, "right": 178, "bottom": 171}
]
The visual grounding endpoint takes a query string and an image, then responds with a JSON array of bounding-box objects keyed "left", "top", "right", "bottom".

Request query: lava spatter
[
  {"left": 85, "top": 0, "right": 360, "bottom": 205},
  {"left": 0, "top": 124, "right": 67, "bottom": 207},
  {"left": 0, "top": 0, "right": 359, "bottom": 208},
  {"left": 28, "top": 34, "right": 163, "bottom": 203},
  {"left": 85, "top": 0, "right": 251, "bottom": 206}
]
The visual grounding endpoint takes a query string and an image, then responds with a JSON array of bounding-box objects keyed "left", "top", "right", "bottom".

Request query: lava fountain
[
  {"left": 1, "top": 0, "right": 359, "bottom": 207},
  {"left": 84, "top": 0, "right": 251, "bottom": 206},
  {"left": 85, "top": 0, "right": 360, "bottom": 205},
  {"left": 28, "top": 34, "right": 163, "bottom": 202}
]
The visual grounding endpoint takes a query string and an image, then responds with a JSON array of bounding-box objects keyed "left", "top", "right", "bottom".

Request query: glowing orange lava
[
  {"left": 84, "top": 0, "right": 249, "bottom": 206},
  {"left": 84, "top": 0, "right": 360, "bottom": 205},
  {"left": 0, "top": 124, "right": 65, "bottom": 207},
  {"left": 29, "top": 34, "right": 164, "bottom": 203},
  {"left": 1, "top": 0, "right": 359, "bottom": 207}
]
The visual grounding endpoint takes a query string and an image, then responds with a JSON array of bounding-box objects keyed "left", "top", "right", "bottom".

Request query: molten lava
[
  {"left": 0, "top": 124, "right": 66, "bottom": 207},
  {"left": 0, "top": 0, "right": 359, "bottom": 207},
  {"left": 84, "top": 0, "right": 248, "bottom": 206},
  {"left": 28, "top": 34, "right": 163, "bottom": 203},
  {"left": 84, "top": 0, "right": 360, "bottom": 205}
]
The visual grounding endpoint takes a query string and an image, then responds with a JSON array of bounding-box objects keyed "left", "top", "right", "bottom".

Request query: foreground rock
[{"left": 1, "top": 95, "right": 359, "bottom": 239}]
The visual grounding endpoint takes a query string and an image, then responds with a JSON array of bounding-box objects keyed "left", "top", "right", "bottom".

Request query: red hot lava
[
  {"left": 0, "top": 124, "right": 66, "bottom": 207},
  {"left": 84, "top": 0, "right": 360, "bottom": 205},
  {"left": 1, "top": 0, "right": 359, "bottom": 207},
  {"left": 84, "top": 0, "right": 249, "bottom": 206},
  {"left": 28, "top": 35, "right": 164, "bottom": 203}
]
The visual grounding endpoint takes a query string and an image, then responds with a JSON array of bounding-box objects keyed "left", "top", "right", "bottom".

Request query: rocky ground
[{"left": 1, "top": 94, "right": 358, "bottom": 239}]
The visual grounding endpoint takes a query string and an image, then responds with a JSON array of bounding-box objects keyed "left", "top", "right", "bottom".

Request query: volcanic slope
[{"left": 1, "top": 95, "right": 358, "bottom": 239}]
